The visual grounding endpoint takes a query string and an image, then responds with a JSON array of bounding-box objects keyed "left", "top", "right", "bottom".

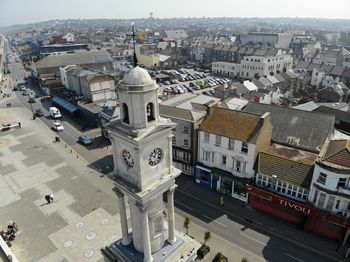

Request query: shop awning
[{"left": 52, "top": 96, "right": 78, "bottom": 114}]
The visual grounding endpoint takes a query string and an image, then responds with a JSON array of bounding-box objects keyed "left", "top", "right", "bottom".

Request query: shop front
[
  {"left": 195, "top": 164, "right": 212, "bottom": 188},
  {"left": 247, "top": 185, "right": 349, "bottom": 239}
]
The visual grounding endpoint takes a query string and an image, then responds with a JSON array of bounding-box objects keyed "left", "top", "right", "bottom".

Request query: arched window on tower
[
  {"left": 147, "top": 102, "right": 155, "bottom": 122},
  {"left": 122, "top": 103, "right": 129, "bottom": 124}
]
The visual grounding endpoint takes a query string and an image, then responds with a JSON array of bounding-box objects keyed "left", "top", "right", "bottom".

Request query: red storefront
[{"left": 247, "top": 185, "right": 349, "bottom": 239}]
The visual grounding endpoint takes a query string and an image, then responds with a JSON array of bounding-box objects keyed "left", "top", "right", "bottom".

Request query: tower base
[{"left": 102, "top": 231, "right": 200, "bottom": 262}]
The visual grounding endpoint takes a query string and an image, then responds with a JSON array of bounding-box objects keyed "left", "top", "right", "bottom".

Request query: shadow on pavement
[{"left": 88, "top": 155, "right": 114, "bottom": 175}]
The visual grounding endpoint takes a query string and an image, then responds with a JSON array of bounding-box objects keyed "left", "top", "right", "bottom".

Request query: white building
[
  {"left": 60, "top": 65, "right": 116, "bottom": 105},
  {"left": 63, "top": 33, "right": 74, "bottom": 42},
  {"left": 308, "top": 140, "right": 350, "bottom": 218},
  {"left": 240, "top": 51, "right": 293, "bottom": 79},
  {"left": 311, "top": 68, "right": 326, "bottom": 88},
  {"left": 195, "top": 107, "right": 272, "bottom": 202},
  {"left": 212, "top": 61, "right": 241, "bottom": 78}
]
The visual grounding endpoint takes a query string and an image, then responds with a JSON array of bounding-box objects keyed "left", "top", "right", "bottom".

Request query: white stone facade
[
  {"left": 212, "top": 61, "right": 241, "bottom": 78},
  {"left": 198, "top": 132, "right": 256, "bottom": 179},
  {"left": 240, "top": 53, "right": 293, "bottom": 79},
  {"left": 308, "top": 164, "right": 350, "bottom": 218}
]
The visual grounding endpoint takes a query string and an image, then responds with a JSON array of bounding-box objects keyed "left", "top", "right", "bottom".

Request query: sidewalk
[{"left": 175, "top": 175, "right": 346, "bottom": 262}]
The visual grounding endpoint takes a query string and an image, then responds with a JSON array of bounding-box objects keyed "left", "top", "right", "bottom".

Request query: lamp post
[{"left": 28, "top": 93, "right": 35, "bottom": 119}]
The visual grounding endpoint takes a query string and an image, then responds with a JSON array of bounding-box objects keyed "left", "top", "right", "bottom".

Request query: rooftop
[
  {"left": 35, "top": 50, "right": 112, "bottom": 69},
  {"left": 242, "top": 102, "right": 335, "bottom": 153},
  {"left": 200, "top": 106, "right": 267, "bottom": 143}
]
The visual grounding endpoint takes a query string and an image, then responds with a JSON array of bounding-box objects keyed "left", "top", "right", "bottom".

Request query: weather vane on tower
[{"left": 131, "top": 22, "right": 138, "bottom": 68}]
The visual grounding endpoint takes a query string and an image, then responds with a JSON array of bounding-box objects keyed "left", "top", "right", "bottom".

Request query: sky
[{"left": 0, "top": 0, "right": 349, "bottom": 27}]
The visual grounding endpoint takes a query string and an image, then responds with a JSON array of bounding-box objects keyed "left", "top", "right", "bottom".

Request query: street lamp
[{"left": 28, "top": 93, "right": 35, "bottom": 119}]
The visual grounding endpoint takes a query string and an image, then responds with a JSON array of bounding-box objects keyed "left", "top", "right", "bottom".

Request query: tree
[
  {"left": 241, "top": 258, "right": 249, "bottom": 262},
  {"left": 183, "top": 217, "right": 191, "bottom": 235},
  {"left": 204, "top": 231, "right": 211, "bottom": 245}
]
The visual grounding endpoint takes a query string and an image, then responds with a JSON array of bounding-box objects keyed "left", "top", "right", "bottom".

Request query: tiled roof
[
  {"left": 258, "top": 152, "right": 314, "bottom": 187},
  {"left": 321, "top": 140, "right": 350, "bottom": 169},
  {"left": 242, "top": 102, "right": 335, "bottom": 153},
  {"left": 200, "top": 106, "right": 265, "bottom": 142},
  {"left": 314, "top": 106, "right": 350, "bottom": 124}
]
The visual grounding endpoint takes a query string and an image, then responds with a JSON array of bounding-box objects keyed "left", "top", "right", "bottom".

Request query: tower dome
[{"left": 122, "top": 66, "right": 154, "bottom": 86}]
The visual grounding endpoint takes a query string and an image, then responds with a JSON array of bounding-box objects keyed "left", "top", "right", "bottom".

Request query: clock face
[
  {"left": 149, "top": 148, "right": 162, "bottom": 166},
  {"left": 122, "top": 149, "right": 134, "bottom": 168}
]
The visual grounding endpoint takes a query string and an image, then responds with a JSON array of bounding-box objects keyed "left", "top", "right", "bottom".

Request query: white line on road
[
  {"left": 174, "top": 200, "right": 193, "bottom": 211},
  {"left": 284, "top": 253, "right": 304, "bottom": 262},
  {"left": 214, "top": 220, "right": 228, "bottom": 228},
  {"left": 240, "top": 233, "right": 269, "bottom": 247}
]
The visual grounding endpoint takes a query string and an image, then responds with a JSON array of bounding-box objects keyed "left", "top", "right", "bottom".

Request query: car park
[
  {"left": 52, "top": 121, "right": 64, "bottom": 132},
  {"left": 78, "top": 134, "right": 93, "bottom": 146}
]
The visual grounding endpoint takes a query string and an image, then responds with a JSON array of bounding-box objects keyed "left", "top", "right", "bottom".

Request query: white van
[{"left": 49, "top": 107, "right": 62, "bottom": 119}]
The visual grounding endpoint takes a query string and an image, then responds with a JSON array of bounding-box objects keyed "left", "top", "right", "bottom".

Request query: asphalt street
[{"left": 4, "top": 48, "right": 341, "bottom": 262}]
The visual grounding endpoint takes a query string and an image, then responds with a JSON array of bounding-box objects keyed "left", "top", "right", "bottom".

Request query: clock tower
[{"left": 107, "top": 66, "right": 183, "bottom": 261}]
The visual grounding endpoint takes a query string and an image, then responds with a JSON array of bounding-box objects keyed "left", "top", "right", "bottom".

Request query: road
[{"left": 5, "top": 44, "right": 339, "bottom": 262}]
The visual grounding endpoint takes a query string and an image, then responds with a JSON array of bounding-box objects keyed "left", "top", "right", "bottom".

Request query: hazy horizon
[{"left": 1, "top": 0, "right": 349, "bottom": 27}]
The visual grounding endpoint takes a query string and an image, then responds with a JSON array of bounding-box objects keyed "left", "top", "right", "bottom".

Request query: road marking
[
  {"left": 240, "top": 233, "right": 269, "bottom": 247},
  {"left": 214, "top": 220, "right": 228, "bottom": 228},
  {"left": 203, "top": 214, "right": 212, "bottom": 220},
  {"left": 284, "top": 253, "right": 304, "bottom": 262},
  {"left": 174, "top": 200, "right": 193, "bottom": 211}
]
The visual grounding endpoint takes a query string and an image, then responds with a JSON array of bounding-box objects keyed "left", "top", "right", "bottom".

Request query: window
[
  {"left": 204, "top": 133, "right": 210, "bottom": 143},
  {"left": 326, "top": 196, "right": 335, "bottom": 210},
  {"left": 317, "top": 192, "right": 326, "bottom": 208},
  {"left": 241, "top": 142, "right": 248, "bottom": 154},
  {"left": 183, "top": 126, "right": 189, "bottom": 134},
  {"left": 184, "top": 139, "right": 189, "bottom": 147},
  {"left": 236, "top": 160, "right": 241, "bottom": 173},
  {"left": 337, "top": 178, "right": 347, "bottom": 188},
  {"left": 229, "top": 138, "right": 235, "bottom": 150},
  {"left": 216, "top": 135, "right": 221, "bottom": 146},
  {"left": 335, "top": 200, "right": 340, "bottom": 209},
  {"left": 122, "top": 103, "right": 129, "bottom": 124},
  {"left": 204, "top": 151, "right": 211, "bottom": 161},
  {"left": 317, "top": 172, "right": 327, "bottom": 185},
  {"left": 172, "top": 136, "right": 176, "bottom": 145},
  {"left": 146, "top": 103, "right": 155, "bottom": 122},
  {"left": 222, "top": 155, "right": 227, "bottom": 165}
]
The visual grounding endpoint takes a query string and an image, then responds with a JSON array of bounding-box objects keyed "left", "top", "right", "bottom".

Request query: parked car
[
  {"left": 164, "top": 81, "right": 171, "bottom": 85},
  {"left": 13, "top": 86, "right": 19, "bottom": 91},
  {"left": 28, "top": 97, "right": 36, "bottom": 103},
  {"left": 19, "top": 86, "right": 26, "bottom": 91},
  {"left": 35, "top": 108, "right": 44, "bottom": 117},
  {"left": 52, "top": 122, "right": 64, "bottom": 132},
  {"left": 202, "top": 91, "right": 209, "bottom": 95},
  {"left": 78, "top": 134, "right": 93, "bottom": 146},
  {"left": 22, "top": 91, "right": 29, "bottom": 96}
]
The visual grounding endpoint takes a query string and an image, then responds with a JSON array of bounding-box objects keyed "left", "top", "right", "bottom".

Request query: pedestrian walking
[
  {"left": 18, "top": 122, "right": 21, "bottom": 128},
  {"left": 220, "top": 196, "right": 224, "bottom": 207},
  {"left": 45, "top": 194, "right": 51, "bottom": 203},
  {"left": 49, "top": 193, "right": 54, "bottom": 202}
]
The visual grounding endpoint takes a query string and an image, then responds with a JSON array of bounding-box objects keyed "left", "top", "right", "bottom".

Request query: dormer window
[
  {"left": 147, "top": 103, "right": 155, "bottom": 122},
  {"left": 241, "top": 142, "right": 248, "bottom": 154},
  {"left": 122, "top": 103, "right": 129, "bottom": 124}
]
